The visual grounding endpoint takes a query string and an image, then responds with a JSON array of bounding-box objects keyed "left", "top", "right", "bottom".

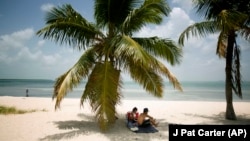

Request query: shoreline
[
  {"left": 0, "top": 96, "right": 250, "bottom": 141},
  {"left": 1, "top": 95, "right": 250, "bottom": 102}
]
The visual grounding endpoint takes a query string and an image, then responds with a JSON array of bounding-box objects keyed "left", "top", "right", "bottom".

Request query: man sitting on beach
[
  {"left": 126, "top": 107, "right": 139, "bottom": 131},
  {"left": 137, "top": 108, "right": 158, "bottom": 127}
]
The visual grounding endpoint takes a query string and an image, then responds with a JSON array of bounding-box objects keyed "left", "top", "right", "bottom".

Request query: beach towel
[{"left": 135, "top": 125, "right": 158, "bottom": 133}]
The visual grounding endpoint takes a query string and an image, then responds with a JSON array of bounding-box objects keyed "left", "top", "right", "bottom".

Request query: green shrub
[{"left": 0, "top": 105, "right": 38, "bottom": 115}]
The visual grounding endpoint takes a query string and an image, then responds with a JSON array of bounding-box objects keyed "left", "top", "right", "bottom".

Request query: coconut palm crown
[
  {"left": 37, "top": 0, "right": 183, "bottom": 131},
  {"left": 178, "top": 0, "right": 250, "bottom": 120}
]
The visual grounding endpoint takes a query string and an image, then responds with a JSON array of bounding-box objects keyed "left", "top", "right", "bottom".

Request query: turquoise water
[{"left": 0, "top": 79, "right": 250, "bottom": 102}]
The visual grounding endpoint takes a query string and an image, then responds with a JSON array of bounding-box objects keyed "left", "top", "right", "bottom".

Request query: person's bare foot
[{"left": 152, "top": 121, "right": 159, "bottom": 127}]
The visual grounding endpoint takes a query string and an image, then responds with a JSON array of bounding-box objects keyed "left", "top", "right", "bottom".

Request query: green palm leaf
[
  {"left": 114, "top": 35, "right": 156, "bottom": 67},
  {"left": 94, "top": 0, "right": 138, "bottom": 29},
  {"left": 53, "top": 48, "right": 96, "bottom": 109},
  {"left": 122, "top": 0, "right": 170, "bottom": 34},
  {"left": 217, "top": 10, "right": 248, "bottom": 31},
  {"left": 113, "top": 35, "right": 182, "bottom": 96},
  {"left": 81, "top": 62, "right": 121, "bottom": 131},
  {"left": 133, "top": 37, "right": 182, "bottom": 65},
  {"left": 37, "top": 4, "right": 103, "bottom": 50},
  {"left": 123, "top": 56, "right": 163, "bottom": 97},
  {"left": 178, "top": 21, "right": 219, "bottom": 46},
  {"left": 155, "top": 60, "right": 183, "bottom": 91}
]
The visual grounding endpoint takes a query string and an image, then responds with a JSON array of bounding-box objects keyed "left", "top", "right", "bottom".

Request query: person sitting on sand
[
  {"left": 126, "top": 107, "right": 139, "bottom": 131},
  {"left": 137, "top": 108, "right": 158, "bottom": 127},
  {"left": 127, "top": 107, "right": 139, "bottom": 123}
]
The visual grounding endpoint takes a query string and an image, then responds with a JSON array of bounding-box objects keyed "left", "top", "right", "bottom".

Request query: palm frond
[
  {"left": 113, "top": 34, "right": 182, "bottom": 94},
  {"left": 81, "top": 62, "right": 121, "bottom": 132},
  {"left": 133, "top": 37, "right": 182, "bottom": 65},
  {"left": 127, "top": 58, "right": 164, "bottom": 97},
  {"left": 122, "top": 0, "right": 170, "bottom": 34},
  {"left": 217, "top": 10, "right": 248, "bottom": 31},
  {"left": 232, "top": 42, "right": 242, "bottom": 98},
  {"left": 216, "top": 31, "right": 227, "bottom": 58},
  {"left": 194, "top": 0, "right": 250, "bottom": 21},
  {"left": 53, "top": 48, "right": 96, "bottom": 109},
  {"left": 94, "top": 0, "right": 139, "bottom": 28},
  {"left": 113, "top": 35, "right": 156, "bottom": 68},
  {"left": 155, "top": 61, "right": 183, "bottom": 91},
  {"left": 178, "top": 21, "right": 219, "bottom": 46},
  {"left": 239, "top": 26, "right": 250, "bottom": 41},
  {"left": 37, "top": 4, "right": 103, "bottom": 50},
  {"left": 193, "top": 0, "right": 224, "bottom": 20}
]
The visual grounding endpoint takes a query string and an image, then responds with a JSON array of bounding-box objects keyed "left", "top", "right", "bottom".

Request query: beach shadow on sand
[
  {"left": 39, "top": 114, "right": 169, "bottom": 141},
  {"left": 183, "top": 112, "right": 250, "bottom": 125},
  {"left": 39, "top": 112, "right": 250, "bottom": 141}
]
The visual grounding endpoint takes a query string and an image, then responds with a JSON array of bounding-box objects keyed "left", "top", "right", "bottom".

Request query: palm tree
[
  {"left": 37, "top": 0, "right": 183, "bottom": 131},
  {"left": 178, "top": 0, "right": 250, "bottom": 120}
]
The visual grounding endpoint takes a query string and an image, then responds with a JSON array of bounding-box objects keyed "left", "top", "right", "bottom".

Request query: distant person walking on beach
[{"left": 26, "top": 89, "right": 29, "bottom": 97}]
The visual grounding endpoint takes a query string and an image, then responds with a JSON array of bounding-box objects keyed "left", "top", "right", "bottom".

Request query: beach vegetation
[
  {"left": 0, "top": 105, "right": 37, "bottom": 115},
  {"left": 178, "top": 0, "right": 250, "bottom": 120},
  {"left": 37, "top": 0, "right": 183, "bottom": 131}
]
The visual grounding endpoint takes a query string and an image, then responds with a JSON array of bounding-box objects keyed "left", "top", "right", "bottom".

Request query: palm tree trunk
[{"left": 225, "top": 31, "right": 237, "bottom": 120}]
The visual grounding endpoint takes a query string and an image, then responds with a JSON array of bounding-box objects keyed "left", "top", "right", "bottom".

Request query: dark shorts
[{"left": 139, "top": 119, "right": 151, "bottom": 127}]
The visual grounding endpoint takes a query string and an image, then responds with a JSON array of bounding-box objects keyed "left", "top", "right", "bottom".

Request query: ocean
[{"left": 0, "top": 79, "right": 250, "bottom": 102}]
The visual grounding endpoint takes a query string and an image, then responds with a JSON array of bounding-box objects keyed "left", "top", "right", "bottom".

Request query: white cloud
[
  {"left": 37, "top": 40, "right": 45, "bottom": 47},
  {"left": 17, "top": 47, "right": 42, "bottom": 60},
  {"left": 135, "top": 7, "right": 193, "bottom": 40},
  {"left": 11, "top": 28, "right": 34, "bottom": 39},
  {"left": 172, "top": 0, "right": 194, "bottom": 13},
  {"left": 166, "top": 7, "right": 194, "bottom": 38},
  {"left": 0, "top": 28, "right": 82, "bottom": 79},
  {"left": 0, "top": 28, "right": 62, "bottom": 65},
  {"left": 0, "top": 52, "right": 13, "bottom": 64},
  {"left": 41, "top": 53, "right": 61, "bottom": 65},
  {"left": 0, "top": 28, "right": 34, "bottom": 50},
  {"left": 237, "top": 38, "right": 250, "bottom": 51},
  {"left": 0, "top": 28, "right": 35, "bottom": 64},
  {"left": 41, "top": 3, "right": 54, "bottom": 12}
]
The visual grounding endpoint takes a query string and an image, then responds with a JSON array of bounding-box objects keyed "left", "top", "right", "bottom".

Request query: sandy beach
[{"left": 0, "top": 96, "right": 249, "bottom": 141}]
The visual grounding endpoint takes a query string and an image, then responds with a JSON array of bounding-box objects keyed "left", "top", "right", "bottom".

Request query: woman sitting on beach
[
  {"left": 137, "top": 108, "right": 158, "bottom": 127},
  {"left": 126, "top": 107, "right": 139, "bottom": 131}
]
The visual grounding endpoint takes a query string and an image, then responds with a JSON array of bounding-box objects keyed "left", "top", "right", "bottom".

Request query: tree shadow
[
  {"left": 183, "top": 112, "right": 250, "bottom": 125},
  {"left": 39, "top": 120, "right": 98, "bottom": 140},
  {"left": 40, "top": 114, "right": 170, "bottom": 141}
]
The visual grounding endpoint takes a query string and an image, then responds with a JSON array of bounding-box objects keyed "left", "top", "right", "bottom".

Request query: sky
[{"left": 0, "top": 0, "right": 249, "bottom": 82}]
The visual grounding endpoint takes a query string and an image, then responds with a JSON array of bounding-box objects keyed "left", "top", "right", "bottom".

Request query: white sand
[{"left": 0, "top": 96, "right": 249, "bottom": 141}]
